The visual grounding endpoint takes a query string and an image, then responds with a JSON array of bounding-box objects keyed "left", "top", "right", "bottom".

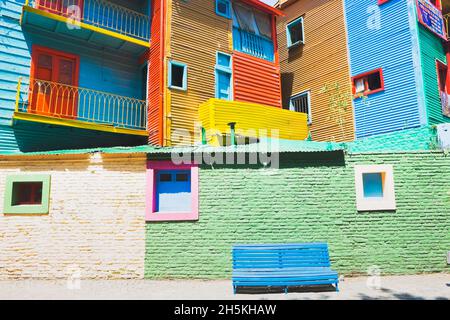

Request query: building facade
[
  {"left": 0, "top": 127, "right": 449, "bottom": 279},
  {"left": 277, "top": 0, "right": 450, "bottom": 141}
]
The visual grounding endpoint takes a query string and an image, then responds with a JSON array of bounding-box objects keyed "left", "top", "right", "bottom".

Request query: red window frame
[
  {"left": 351, "top": 68, "right": 385, "bottom": 98},
  {"left": 436, "top": 60, "right": 448, "bottom": 92}
]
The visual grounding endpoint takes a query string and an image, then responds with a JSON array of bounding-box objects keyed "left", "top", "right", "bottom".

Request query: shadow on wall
[
  {"left": 281, "top": 72, "right": 294, "bottom": 110},
  {"left": 12, "top": 120, "right": 147, "bottom": 152}
]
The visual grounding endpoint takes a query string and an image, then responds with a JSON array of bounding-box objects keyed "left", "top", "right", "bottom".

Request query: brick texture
[
  {"left": 145, "top": 151, "right": 450, "bottom": 279},
  {"left": 0, "top": 154, "right": 146, "bottom": 280}
]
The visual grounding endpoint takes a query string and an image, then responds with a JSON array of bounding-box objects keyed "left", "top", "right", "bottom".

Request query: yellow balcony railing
[
  {"left": 29, "top": 0, "right": 150, "bottom": 41},
  {"left": 16, "top": 78, "right": 147, "bottom": 132},
  {"left": 199, "top": 98, "right": 309, "bottom": 146}
]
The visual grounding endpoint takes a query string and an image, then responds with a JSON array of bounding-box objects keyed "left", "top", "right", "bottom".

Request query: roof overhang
[{"left": 240, "top": 0, "right": 285, "bottom": 16}]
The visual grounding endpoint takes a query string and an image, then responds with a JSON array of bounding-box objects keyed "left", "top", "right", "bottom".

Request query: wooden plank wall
[{"left": 277, "top": 0, "right": 355, "bottom": 142}]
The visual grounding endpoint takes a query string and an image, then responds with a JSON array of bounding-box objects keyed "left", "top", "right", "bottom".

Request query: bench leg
[
  {"left": 335, "top": 283, "right": 339, "bottom": 292},
  {"left": 233, "top": 285, "right": 237, "bottom": 295},
  {"left": 284, "top": 287, "right": 288, "bottom": 295}
]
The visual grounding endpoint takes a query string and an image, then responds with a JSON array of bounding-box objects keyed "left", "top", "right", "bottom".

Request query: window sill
[
  {"left": 353, "top": 88, "right": 385, "bottom": 99},
  {"left": 146, "top": 212, "right": 199, "bottom": 222},
  {"left": 287, "top": 41, "right": 304, "bottom": 49},
  {"left": 168, "top": 85, "right": 187, "bottom": 91}
]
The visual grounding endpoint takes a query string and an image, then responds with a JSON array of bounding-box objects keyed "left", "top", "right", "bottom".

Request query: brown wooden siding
[
  {"left": 277, "top": 0, "right": 355, "bottom": 142},
  {"left": 168, "top": 0, "right": 232, "bottom": 145}
]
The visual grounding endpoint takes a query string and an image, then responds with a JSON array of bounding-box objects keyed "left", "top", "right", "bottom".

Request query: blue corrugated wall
[
  {"left": 0, "top": 0, "right": 146, "bottom": 152},
  {"left": 344, "top": 0, "right": 423, "bottom": 138}
]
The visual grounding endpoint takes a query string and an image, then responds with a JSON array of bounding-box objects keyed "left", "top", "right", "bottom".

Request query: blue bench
[{"left": 232, "top": 243, "right": 339, "bottom": 294}]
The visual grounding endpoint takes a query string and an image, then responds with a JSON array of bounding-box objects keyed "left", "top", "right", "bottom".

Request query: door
[{"left": 30, "top": 46, "right": 79, "bottom": 119}]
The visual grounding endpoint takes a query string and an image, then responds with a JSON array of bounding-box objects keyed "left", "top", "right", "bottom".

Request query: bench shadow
[{"left": 236, "top": 285, "right": 337, "bottom": 295}]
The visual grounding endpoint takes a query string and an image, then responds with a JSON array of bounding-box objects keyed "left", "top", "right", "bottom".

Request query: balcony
[
  {"left": 22, "top": 0, "right": 150, "bottom": 55},
  {"left": 199, "top": 98, "right": 308, "bottom": 146},
  {"left": 232, "top": 27, "right": 274, "bottom": 62},
  {"left": 14, "top": 78, "right": 148, "bottom": 136}
]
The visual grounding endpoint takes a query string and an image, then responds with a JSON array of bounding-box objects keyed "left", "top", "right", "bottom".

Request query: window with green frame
[{"left": 3, "top": 174, "right": 51, "bottom": 215}]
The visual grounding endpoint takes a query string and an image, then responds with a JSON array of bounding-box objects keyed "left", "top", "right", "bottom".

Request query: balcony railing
[
  {"left": 232, "top": 27, "right": 274, "bottom": 62},
  {"left": 30, "top": 0, "right": 150, "bottom": 42},
  {"left": 16, "top": 78, "right": 147, "bottom": 131}
]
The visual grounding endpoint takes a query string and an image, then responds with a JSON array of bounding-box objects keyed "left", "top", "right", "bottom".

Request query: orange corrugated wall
[
  {"left": 232, "top": 52, "right": 282, "bottom": 108},
  {"left": 148, "top": 0, "right": 165, "bottom": 145}
]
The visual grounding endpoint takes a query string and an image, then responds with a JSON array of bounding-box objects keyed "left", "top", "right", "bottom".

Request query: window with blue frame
[
  {"left": 232, "top": 3, "right": 274, "bottom": 62},
  {"left": 216, "top": 0, "right": 231, "bottom": 19},
  {"left": 286, "top": 16, "right": 304, "bottom": 48},
  {"left": 215, "top": 52, "right": 232, "bottom": 100},
  {"left": 168, "top": 61, "right": 187, "bottom": 91},
  {"left": 155, "top": 170, "right": 192, "bottom": 212}
]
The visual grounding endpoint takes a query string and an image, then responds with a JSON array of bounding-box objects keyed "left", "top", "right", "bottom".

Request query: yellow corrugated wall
[
  {"left": 199, "top": 98, "right": 308, "bottom": 145},
  {"left": 168, "top": 0, "right": 232, "bottom": 145},
  {"left": 277, "top": 0, "right": 355, "bottom": 142}
]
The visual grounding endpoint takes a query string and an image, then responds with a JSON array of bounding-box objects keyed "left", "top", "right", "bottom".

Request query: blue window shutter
[
  {"left": 216, "top": 70, "right": 232, "bottom": 100},
  {"left": 156, "top": 170, "right": 192, "bottom": 212}
]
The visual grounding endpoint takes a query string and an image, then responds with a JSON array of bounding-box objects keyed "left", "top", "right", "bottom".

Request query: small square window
[
  {"left": 290, "top": 91, "right": 312, "bottom": 124},
  {"left": 286, "top": 17, "right": 304, "bottom": 48},
  {"left": 352, "top": 69, "right": 385, "bottom": 97},
  {"left": 168, "top": 61, "right": 187, "bottom": 91},
  {"left": 216, "top": 0, "right": 231, "bottom": 19},
  {"left": 355, "top": 165, "right": 396, "bottom": 211},
  {"left": 146, "top": 162, "right": 199, "bottom": 222},
  {"left": 3, "top": 175, "right": 51, "bottom": 215}
]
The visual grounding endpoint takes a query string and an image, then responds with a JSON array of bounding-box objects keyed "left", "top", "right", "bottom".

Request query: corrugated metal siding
[
  {"left": 148, "top": 0, "right": 165, "bottom": 145},
  {"left": 277, "top": 0, "right": 354, "bottom": 142},
  {"left": 168, "top": 0, "right": 232, "bottom": 146},
  {"left": 345, "top": 0, "right": 422, "bottom": 138},
  {"left": 199, "top": 98, "right": 308, "bottom": 145},
  {"left": 233, "top": 51, "right": 282, "bottom": 108},
  {"left": 418, "top": 25, "right": 449, "bottom": 125}
]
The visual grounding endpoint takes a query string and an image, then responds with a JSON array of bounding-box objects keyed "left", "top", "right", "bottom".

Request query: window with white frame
[
  {"left": 286, "top": 16, "right": 304, "bottom": 48},
  {"left": 354, "top": 165, "right": 396, "bottom": 211},
  {"left": 290, "top": 91, "right": 311, "bottom": 124}
]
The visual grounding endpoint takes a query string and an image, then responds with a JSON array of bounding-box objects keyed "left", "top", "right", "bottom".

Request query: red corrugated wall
[
  {"left": 232, "top": 52, "right": 282, "bottom": 108},
  {"left": 148, "top": 0, "right": 165, "bottom": 145}
]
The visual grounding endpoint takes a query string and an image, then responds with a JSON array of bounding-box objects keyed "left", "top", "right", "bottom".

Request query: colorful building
[
  {"left": 0, "top": 126, "right": 449, "bottom": 279},
  {"left": 0, "top": 0, "right": 310, "bottom": 153},
  {"left": 276, "top": 0, "right": 450, "bottom": 141}
]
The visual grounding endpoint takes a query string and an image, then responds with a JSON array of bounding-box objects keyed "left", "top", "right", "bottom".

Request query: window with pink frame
[{"left": 146, "top": 161, "right": 199, "bottom": 222}]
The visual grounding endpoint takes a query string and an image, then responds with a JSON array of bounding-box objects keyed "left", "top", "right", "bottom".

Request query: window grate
[{"left": 290, "top": 91, "right": 311, "bottom": 124}]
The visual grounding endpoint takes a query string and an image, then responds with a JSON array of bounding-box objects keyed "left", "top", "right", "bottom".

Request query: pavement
[{"left": 0, "top": 274, "right": 449, "bottom": 300}]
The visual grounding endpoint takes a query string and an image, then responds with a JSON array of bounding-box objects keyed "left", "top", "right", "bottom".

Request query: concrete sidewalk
[{"left": 0, "top": 274, "right": 448, "bottom": 300}]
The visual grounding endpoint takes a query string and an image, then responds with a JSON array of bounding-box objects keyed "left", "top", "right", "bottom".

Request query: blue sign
[{"left": 417, "top": 0, "right": 446, "bottom": 40}]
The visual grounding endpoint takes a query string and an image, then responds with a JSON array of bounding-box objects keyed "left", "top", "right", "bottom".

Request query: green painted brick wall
[
  {"left": 418, "top": 26, "right": 449, "bottom": 126},
  {"left": 145, "top": 151, "right": 450, "bottom": 279}
]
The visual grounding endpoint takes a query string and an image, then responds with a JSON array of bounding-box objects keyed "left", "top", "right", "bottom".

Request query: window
[
  {"left": 216, "top": 0, "right": 231, "bottom": 19},
  {"left": 168, "top": 60, "right": 187, "bottom": 91},
  {"left": 354, "top": 165, "right": 396, "bottom": 211},
  {"left": 352, "top": 69, "right": 385, "bottom": 97},
  {"left": 290, "top": 91, "right": 311, "bottom": 124},
  {"left": 232, "top": 3, "right": 274, "bottom": 61},
  {"left": 436, "top": 60, "right": 450, "bottom": 117},
  {"left": 146, "top": 161, "right": 199, "bottom": 222},
  {"left": 286, "top": 17, "right": 304, "bottom": 48},
  {"left": 3, "top": 175, "right": 51, "bottom": 215},
  {"left": 215, "top": 52, "right": 233, "bottom": 101}
]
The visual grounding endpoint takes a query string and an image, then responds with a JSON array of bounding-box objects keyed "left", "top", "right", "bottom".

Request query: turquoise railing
[
  {"left": 31, "top": 0, "right": 150, "bottom": 42},
  {"left": 232, "top": 27, "right": 274, "bottom": 62},
  {"left": 17, "top": 78, "right": 147, "bottom": 131}
]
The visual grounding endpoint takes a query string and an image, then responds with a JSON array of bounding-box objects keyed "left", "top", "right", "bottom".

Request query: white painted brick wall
[{"left": 0, "top": 154, "right": 147, "bottom": 280}]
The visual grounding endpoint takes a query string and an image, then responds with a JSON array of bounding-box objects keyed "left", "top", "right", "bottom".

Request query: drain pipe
[{"left": 227, "top": 122, "right": 237, "bottom": 146}]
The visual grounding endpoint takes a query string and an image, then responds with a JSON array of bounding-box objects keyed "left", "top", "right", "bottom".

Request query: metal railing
[
  {"left": 31, "top": 0, "right": 150, "bottom": 41},
  {"left": 232, "top": 27, "right": 274, "bottom": 62},
  {"left": 17, "top": 78, "right": 147, "bottom": 131}
]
